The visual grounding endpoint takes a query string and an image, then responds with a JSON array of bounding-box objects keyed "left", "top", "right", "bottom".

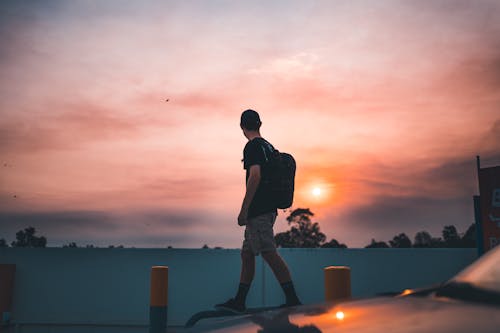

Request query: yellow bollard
[
  {"left": 324, "top": 266, "right": 351, "bottom": 301},
  {"left": 149, "top": 266, "right": 168, "bottom": 333},
  {"left": 0, "top": 264, "right": 16, "bottom": 324}
]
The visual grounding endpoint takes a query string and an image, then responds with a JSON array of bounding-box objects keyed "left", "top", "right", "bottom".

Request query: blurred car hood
[{"left": 187, "top": 295, "right": 500, "bottom": 333}]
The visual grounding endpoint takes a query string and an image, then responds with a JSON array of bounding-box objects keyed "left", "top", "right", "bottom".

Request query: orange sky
[{"left": 1, "top": 0, "right": 500, "bottom": 247}]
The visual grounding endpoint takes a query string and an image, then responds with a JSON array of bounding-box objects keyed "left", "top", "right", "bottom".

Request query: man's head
[{"left": 240, "top": 109, "right": 262, "bottom": 131}]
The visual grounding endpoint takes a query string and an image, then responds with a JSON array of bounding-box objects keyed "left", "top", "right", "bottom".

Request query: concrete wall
[{"left": 0, "top": 247, "right": 477, "bottom": 332}]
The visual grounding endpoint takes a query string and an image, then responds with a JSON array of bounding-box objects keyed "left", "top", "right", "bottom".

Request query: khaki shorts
[{"left": 242, "top": 212, "right": 277, "bottom": 255}]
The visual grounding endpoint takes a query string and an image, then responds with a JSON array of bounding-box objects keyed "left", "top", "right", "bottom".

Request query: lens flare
[
  {"left": 400, "top": 289, "right": 413, "bottom": 296},
  {"left": 335, "top": 311, "right": 345, "bottom": 320}
]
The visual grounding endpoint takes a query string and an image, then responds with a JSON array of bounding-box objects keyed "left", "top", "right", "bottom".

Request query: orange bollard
[
  {"left": 149, "top": 266, "right": 168, "bottom": 333},
  {"left": 0, "top": 264, "right": 16, "bottom": 324},
  {"left": 324, "top": 266, "right": 351, "bottom": 301}
]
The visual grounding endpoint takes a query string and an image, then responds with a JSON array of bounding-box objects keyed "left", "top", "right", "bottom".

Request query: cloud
[
  {"left": 0, "top": 174, "right": 224, "bottom": 213},
  {"left": 129, "top": 177, "right": 219, "bottom": 203},
  {"left": 0, "top": 100, "right": 176, "bottom": 154},
  {"left": 346, "top": 194, "right": 472, "bottom": 229},
  {"left": 249, "top": 52, "right": 320, "bottom": 77},
  {"left": 0, "top": 210, "right": 117, "bottom": 244},
  {"left": 0, "top": 209, "right": 206, "bottom": 247},
  {"left": 0, "top": 1, "right": 51, "bottom": 61},
  {"left": 336, "top": 193, "right": 473, "bottom": 247},
  {"left": 325, "top": 150, "right": 499, "bottom": 246},
  {"left": 479, "top": 119, "right": 500, "bottom": 158},
  {"left": 170, "top": 91, "right": 230, "bottom": 110},
  {"left": 2, "top": 0, "right": 500, "bottom": 249},
  {"left": 432, "top": 53, "right": 500, "bottom": 102}
]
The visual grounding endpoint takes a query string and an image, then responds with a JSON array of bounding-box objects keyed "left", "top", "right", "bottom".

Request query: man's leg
[
  {"left": 262, "top": 250, "right": 301, "bottom": 306},
  {"left": 235, "top": 250, "right": 255, "bottom": 305},
  {"left": 240, "top": 249, "right": 256, "bottom": 283},
  {"left": 261, "top": 250, "right": 290, "bottom": 282},
  {"left": 215, "top": 248, "right": 255, "bottom": 313}
]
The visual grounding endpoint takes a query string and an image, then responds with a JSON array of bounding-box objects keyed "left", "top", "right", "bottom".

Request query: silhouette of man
[{"left": 216, "top": 109, "right": 301, "bottom": 313}]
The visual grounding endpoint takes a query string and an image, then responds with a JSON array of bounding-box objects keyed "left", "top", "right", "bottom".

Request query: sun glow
[
  {"left": 301, "top": 182, "right": 338, "bottom": 205},
  {"left": 312, "top": 187, "right": 322, "bottom": 197}
]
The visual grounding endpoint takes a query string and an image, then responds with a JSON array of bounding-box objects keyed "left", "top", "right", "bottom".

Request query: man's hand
[
  {"left": 239, "top": 165, "right": 260, "bottom": 226},
  {"left": 238, "top": 209, "right": 248, "bottom": 226}
]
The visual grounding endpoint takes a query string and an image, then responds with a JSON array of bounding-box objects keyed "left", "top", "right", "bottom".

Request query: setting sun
[{"left": 312, "top": 187, "right": 322, "bottom": 197}]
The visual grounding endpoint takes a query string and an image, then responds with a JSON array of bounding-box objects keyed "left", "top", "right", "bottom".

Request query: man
[{"left": 215, "top": 109, "right": 301, "bottom": 313}]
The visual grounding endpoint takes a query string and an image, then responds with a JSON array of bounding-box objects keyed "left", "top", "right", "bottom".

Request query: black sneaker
[
  {"left": 279, "top": 299, "right": 302, "bottom": 308},
  {"left": 215, "top": 298, "right": 246, "bottom": 314}
]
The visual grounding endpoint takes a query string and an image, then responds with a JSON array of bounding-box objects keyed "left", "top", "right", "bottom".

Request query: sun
[{"left": 312, "top": 187, "right": 322, "bottom": 197}]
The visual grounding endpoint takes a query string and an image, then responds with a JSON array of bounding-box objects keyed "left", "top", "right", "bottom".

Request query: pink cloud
[{"left": 2, "top": 0, "right": 500, "bottom": 247}]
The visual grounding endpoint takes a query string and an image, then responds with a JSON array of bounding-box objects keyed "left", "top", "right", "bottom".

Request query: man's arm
[{"left": 238, "top": 164, "right": 261, "bottom": 226}]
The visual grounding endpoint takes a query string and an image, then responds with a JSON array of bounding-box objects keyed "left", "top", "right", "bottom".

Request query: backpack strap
[{"left": 258, "top": 139, "right": 275, "bottom": 163}]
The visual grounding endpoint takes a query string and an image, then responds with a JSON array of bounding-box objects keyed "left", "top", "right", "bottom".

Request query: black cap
[{"left": 240, "top": 109, "right": 261, "bottom": 130}]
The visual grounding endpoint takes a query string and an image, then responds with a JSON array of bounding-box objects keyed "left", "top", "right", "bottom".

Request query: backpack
[{"left": 259, "top": 139, "right": 296, "bottom": 209}]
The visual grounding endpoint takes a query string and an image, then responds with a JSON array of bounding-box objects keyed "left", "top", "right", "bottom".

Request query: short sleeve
[{"left": 243, "top": 140, "right": 266, "bottom": 170}]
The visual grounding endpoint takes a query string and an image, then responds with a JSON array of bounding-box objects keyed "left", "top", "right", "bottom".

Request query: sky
[{"left": 1, "top": 0, "right": 499, "bottom": 248}]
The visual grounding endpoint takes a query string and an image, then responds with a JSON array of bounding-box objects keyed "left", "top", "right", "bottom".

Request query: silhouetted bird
[
  {"left": 165, "top": 99, "right": 169, "bottom": 102},
  {"left": 13, "top": 195, "right": 17, "bottom": 198}
]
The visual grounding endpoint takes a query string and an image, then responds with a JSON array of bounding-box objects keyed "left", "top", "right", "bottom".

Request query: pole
[
  {"left": 0, "top": 264, "right": 15, "bottom": 325},
  {"left": 475, "top": 156, "right": 485, "bottom": 256},
  {"left": 324, "top": 266, "right": 351, "bottom": 301},
  {"left": 149, "top": 266, "right": 168, "bottom": 333},
  {"left": 476, "top": 156, "right": 481, "bottom": 197},
  {"left": 474, "top": 196, "right": 484, "bottom": 256}
]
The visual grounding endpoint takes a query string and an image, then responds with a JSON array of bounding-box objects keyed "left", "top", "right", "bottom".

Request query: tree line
[
  {"left": 0, "top": 227, "right": 123, "bottom": 249},
  {"left": 274, "top": 208, "right": 476, "bottom": 249},
  {"left": 0, "top": 208, "right": 477, "bottom": 249},
  {"left": 274, "top": 208, "right": 476, "bottom": 248}
]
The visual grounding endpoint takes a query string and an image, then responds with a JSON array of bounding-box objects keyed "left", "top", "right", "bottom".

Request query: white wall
[{"left": 0, "top": 247, "right": 477, "bottom": 332}]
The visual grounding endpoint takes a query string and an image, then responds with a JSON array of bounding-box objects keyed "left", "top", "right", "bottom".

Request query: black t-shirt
[{"left": 243, "top": 137, "right": 277, "bottom": 218}]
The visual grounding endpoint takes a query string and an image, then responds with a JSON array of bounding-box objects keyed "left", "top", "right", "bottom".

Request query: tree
[
  {"left": 365, "top": 239, "right": 389, "bottom": 248},
  {"left": 63, "top": 242, "right": 78, "bottom": 248},
  {"left": 389, "top": 233, "right": 412, "bottom": 248},
  {"left": 414, "top": 231, "right": 432, "bottom": 247},
  {"left": 274, "top": 231, "right": 295, "bottom": 248},
  {"left": 11, "top": 227, "right": 47, "bottom": 248},
  {"left": 321, "top": 238, "right": 347, "bottom": 248},
  {"left": 461, "top": 223, "right": 476, "bottom": 248},
  {"left": 413, "top": 231, "right": 444, "bottom": 248},
  {"left": 442, "top": 225, "right": 460, "bottom": 248},
  {"left": 0, "top": 238, "right": 8, "bottom": 247},
  {"left": 275, "top": 208, "right": 326, "bottom": 248},
  {"left": 430, "top": 237, "right": 445, "bottom": 247}
]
